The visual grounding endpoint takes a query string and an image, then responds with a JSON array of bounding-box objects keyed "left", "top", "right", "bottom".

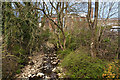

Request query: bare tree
[
  {"left": 96, "top": 2, "right": 118, "bottom": 57},
  {"left": 68, "top": 2, "right": 88, "bottom": 13},
  {"left": 97, "top": 2, "right": 118, "bottom": 45},
  {"left": 87, "top": 1, "right": 118, "bottom": 58},
  {"left": 87, "top": 0, "right": 99, "bottom": 58},
  {"left": 35, "top": 2, "right": 69, "bottom": 49}
]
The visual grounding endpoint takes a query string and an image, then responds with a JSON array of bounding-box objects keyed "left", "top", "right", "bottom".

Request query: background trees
[
  {"left": 2, "top": 2, "right": 51, "bottom": 79},
  {"left": 1, "top": 1, "right": 119, "bottom": 79},
  {"left": 41, "top": 2, "right": 69, "bottom": 49}
]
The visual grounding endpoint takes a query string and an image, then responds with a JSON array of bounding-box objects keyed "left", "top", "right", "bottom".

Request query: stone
[
  {"left": 45, "top": 54, "right": 48, "bottom": 57},
  {"left": 50, "top": 57, "right": 54, "bottom": 60},
  {"left": 33, "top": 60, "right": 37, "bottom": 63},
  {"left": 52, "top": 67, "right": 57, "bottom": 72},
  {"left": 45, "top": 76, "right": 51, "bottom": 79},
  {"left": 28, "top": 56, "right": 32, "bottom": 60},
  {"left": 37, "top": 73, "right": 44, "bottom": 77},
  {"left": 43, "top": 61, "right": 47, "bottom": 63},
  {"left": 28, "top": 74, "right": 32, "bottom": 77},
  {"left": 31, "top": 68, "right": 34, "bottom": 71},
  {"left": 63, "top": 72, "right": 65, "bottom": 76},
  {"left": 57, "top": 67, "right": 63, "bottom": 71},
  {"left": 22, "top": 73, "right": 25, "bottom": 77},
  {"left": 43, "top": 56, "right": 49, "bottom": 60},
  {"left": 53, "top": 54, "right": 56, "bottom": 56},
  {"left": 31, "top": 74, "right": 36, "bottom": 78},
  {"left": 29, "top": 61, "right": 34, "bottom": 65},
  {"left": 57, "top": 73, "right": 61, "bottom": 77},
  {"left": 52, "top": 60, "right": 59, "bottom": 65},
  {"left": 27, "top": 71, "right": 31, "bottom": 75},
  {"left": 33, "top": 65, "right": 36, "bottom": 68}
]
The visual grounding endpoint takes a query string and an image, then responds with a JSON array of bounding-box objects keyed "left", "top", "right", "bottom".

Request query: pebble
[
  {"left": 28, "top": 74, "right": 32, "bottom": 77},
  {"left": 53, "top": 54, "right": 56, "bottom": 56},
  {"left": 43, "top": 61, "right": 47, "bottom": 63},
  {"left": 45, "top": 76, "right": 51, "bottom": 79},
  {"left": 57, "top": 73, "right": 61, "bottom": 77},
  {"left": 31, "top": 68, "right": 34, "bottom": 71},
  {"left": 31, "top": 74, "right": 36, "bottom": 78},
  {"left": 52, "top": 61, "right": 57, "bottom": 65},
  {"left": 52, "top": 67, "right": 57, "bottom": 72},
  {"left": 57, "top": 67, "right": 63, "bottom": 71},
  {"left": 37, "top": 73, "right": 44, "bottom": 77},
  {"left": 29, "top": 61, "right": 34, "bottom": 65}
]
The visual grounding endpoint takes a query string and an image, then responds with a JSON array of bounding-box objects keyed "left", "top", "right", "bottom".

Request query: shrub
[
  {"left": 16, "top": 69, "right": 21, "bottom": 74},
  {"left": 61, "top": 48, "right": 107, "bottom": 78},
  {"left": 57, "top": 48, "right": 72, "bottom": 59},
  {"left": 12, "top": 44, "right": 26, "bottom": 57},
  {"left": 102, "top": 61, "right": 120, "bottom": 79},
  {"left": 66, "top": 28, "right": 91, "bottom": 51},
  {"left": 40, "top": 29, "right": 51, "bottom": 41},
  {"left": 17, "top": 59, "right": 25, "bottom": 64}
]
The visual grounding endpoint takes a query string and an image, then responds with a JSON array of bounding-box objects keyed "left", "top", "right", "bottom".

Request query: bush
[
  {"left": 16, "top": 69, "right": 21, "bottom": 74},
  {"left": 102, "top": 61, "right": 120, "bottom": 79},
  {"left": 2, "top": 55, "right": 19, "bottom": 79},
  {"left": 65, "top": 28, "right": 91, "bottom": 51},
  {"left": 61, "top": 48, "right": 107, "bottom": 78},
  {"left": 57, "top": 48, "right": 72, "bottom": 59}
]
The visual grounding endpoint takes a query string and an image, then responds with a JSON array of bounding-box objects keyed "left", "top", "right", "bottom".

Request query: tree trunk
[
  {"left": 87, "top": 1, "right": 98, "bottom": 58},
  {"left": 61, "top": 29, "right": 66, "bottom": 49},
  {"left": 90, "top": 29, "right": 97, "bottom": 58}
]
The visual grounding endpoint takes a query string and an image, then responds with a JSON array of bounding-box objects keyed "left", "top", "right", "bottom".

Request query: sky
[
  {"left": 2, "top": 0, "right": 120, "bottom": 2},
  {"left": 11, "top": 1, "right": 119, "bottom": 19},
  {"left": 69, "top": 2, "right": 118, "bottom": 18}
]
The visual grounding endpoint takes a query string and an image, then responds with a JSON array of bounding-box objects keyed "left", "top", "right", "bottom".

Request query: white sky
[{"left": 2, "top": 0, "right": 120, "bottom": 2}]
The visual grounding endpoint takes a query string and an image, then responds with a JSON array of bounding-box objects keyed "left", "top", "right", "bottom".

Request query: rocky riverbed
[{"left": 15, "top": 46, "right": 65, "bottom": 80}]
